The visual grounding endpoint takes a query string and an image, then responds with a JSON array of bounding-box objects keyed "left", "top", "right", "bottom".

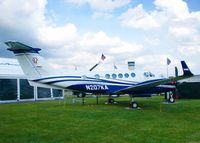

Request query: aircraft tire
[
  {"left": 168, "top": 96, "right": 175, "bottom": 103},
  {"left": 77, "top": 93, "right": 86, "bottom": 98},
  {"left": 108, "top": 99, "right": 114, "bottom": 104},
  {"left": 131, "top": 101, "right": 138, "bottom": 108}
]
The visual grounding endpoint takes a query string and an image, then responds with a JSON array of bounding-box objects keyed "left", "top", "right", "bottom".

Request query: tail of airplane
[
  {"left": 181, "top": 61, "right": 193, "bottom": 76},
  {"left": 5, "top": 41, "right": 54, "bottom": 80}
]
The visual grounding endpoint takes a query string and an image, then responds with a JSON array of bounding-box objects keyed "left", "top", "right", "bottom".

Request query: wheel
[
  {"left": 168, "top": 96, "right": 175, "bottom": 103},
  {"left": 108, "top": 99, "right": 114, "bottom": 104},
  {"left": 77, "top": 93, "right": 86, "bottom": 98},
  {"left": 131, "top": 101, "right": 138, "bottom": 108}
]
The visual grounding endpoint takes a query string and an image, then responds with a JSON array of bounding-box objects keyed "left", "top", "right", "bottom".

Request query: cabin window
[
  {"left": 94, "top": 74, "right": 100, "bottom": 79},
  {"left": 105, "top": 74, "right": 110, "bottom": 79},
  {"left": 112, "top": 74, "right": 117, "bottom": 79},
  {"left": 124, "top": 73, "right": 129, "bottom": 78},
  {"left": 131, "top": 72, "right": 136, "bottom": 78},
  {"left": 118, "top": 73, "right": 123, "bottom": 78}
]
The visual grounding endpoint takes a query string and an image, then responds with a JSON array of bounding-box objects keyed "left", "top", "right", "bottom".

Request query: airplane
[{"left": 4, "top": 41, "right": 194, "bottom": 108}]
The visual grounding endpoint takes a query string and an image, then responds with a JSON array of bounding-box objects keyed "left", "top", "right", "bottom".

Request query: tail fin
[
  {"left": 181, "top": 61, "right": 193, "bottom": 76},
  {"left": 5, "top": 41, "right": 54, "bottom": 79}
]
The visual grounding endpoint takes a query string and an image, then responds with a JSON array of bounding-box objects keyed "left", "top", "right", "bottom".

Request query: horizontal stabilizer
[
  {"left": 5, "top": 41, "right": 41, "bottom": 54},
  {"left": 115, "top": 61, "right": 194, "bottom": 94}
]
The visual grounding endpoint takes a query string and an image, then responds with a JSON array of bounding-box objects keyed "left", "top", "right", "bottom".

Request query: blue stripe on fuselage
[
  {"left": 67, "top": 84, "right": 130, "bottom": 94},
  {"left": 33, "top": 76, "right": 136, "bottom": 86},
  {"left": 33, "top": 76, "right": 82, "bottom": 81}
]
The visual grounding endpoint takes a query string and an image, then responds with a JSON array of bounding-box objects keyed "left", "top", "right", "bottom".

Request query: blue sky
[{"left": 0, "top": 0, "right": 200, "bottom": 75}]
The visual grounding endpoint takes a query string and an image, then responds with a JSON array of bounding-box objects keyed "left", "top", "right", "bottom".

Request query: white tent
[{"left": 0, "top": 58, "right": 64, "bottom": 103}]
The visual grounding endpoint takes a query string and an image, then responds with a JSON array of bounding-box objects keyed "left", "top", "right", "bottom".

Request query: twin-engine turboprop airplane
[{"left": 5, "top": 41, "right": 193, "bottom": 108}]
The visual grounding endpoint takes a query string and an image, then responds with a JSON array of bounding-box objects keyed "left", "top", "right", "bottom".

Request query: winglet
[{"left": 181, "top": 61, "right": 193, "bottom": 76}]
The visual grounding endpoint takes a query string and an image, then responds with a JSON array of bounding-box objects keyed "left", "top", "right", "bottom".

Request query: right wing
[{"left": 115, "top": 61, "right": 193, "bottom": 94}]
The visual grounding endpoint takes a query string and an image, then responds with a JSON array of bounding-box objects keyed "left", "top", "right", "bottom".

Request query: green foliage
[{"left": 0, "top": 96, "right": 200, "bottom": 143}]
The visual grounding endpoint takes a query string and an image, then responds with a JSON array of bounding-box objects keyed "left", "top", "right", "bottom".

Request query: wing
[{"left": 115, "top": 61, "right": 193, "bottom": 94}]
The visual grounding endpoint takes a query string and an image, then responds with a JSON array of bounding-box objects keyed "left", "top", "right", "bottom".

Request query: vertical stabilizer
[
  {"left": 5, "top": 41, "right": 54, "bottom": 79},
  {"left": 181, "top": 61, "right": 193, "bottom": 76}
]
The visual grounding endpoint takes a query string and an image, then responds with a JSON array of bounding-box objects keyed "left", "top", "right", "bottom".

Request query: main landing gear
[
  {"left": 106, "top": 95, "right": 117, "bottom": 104},
  {"left": 165, "top": 91, "right": 176, "bottom": 104},
  {"left": 168, "top": 92, "right": 175, "bottom": 103},
  {"left": 108, "top": 98, "right": 115, "bottom": 104},
  {"left": 130, "top": 96, "right": 139, "bottom": 109}
]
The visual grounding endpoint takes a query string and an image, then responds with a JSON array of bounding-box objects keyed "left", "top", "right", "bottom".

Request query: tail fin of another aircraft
[
  {"left": 181, "top": 61, "right": 193, "bottom": 76},
  {"left": 5, "top": 41, "right": 54, "bottom": 79}
]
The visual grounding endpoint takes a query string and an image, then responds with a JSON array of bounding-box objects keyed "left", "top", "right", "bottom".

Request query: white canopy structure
[{"left": 0, "top": 58, "right": 64, "bottom": 103}]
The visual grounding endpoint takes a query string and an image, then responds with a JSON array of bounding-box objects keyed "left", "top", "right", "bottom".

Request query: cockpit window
[
  {"left": 144, "top": 72, "right": 155, "bottom": 77},
  {"left": 149, "top": 72, "right": 155, "bottom": 77}
]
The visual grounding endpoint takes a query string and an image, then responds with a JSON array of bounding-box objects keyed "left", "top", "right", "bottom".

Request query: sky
[{"left": 0, "top": 0, "right": 200, "bottom": 76}]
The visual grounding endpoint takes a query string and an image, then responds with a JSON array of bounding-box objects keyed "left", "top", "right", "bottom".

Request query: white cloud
[
  {"left": 65, "top": 0, "right": 131, "bottom": 12},
  {"left": 79, "top": 31, "right": 120, "bottom": 50},
  {"left": 178, "top": 44, "right": 200, "bottom": 55},
  {"left": 118, "top": 0, "right": 200, "bottom": 74},
  {"left": 108, "top": 41, "right": 142, "bottom": 55},
  {"left": 0, "top": 0, "right": 46, "bottom": 34},
  {"left": 119, "top": 4, "right": 160, "bottom": 30},
  {"left": 1, "top": 0, "right": 200, "bottom": 75},
  {"left": 65, "top": 0, "right": 131, "bottom": 19},
  {"left": 119, "top": 0, "right": 198, "bottom": 32},
  {"left": 169, "top": 26, "right": 195, "bottom": 40},
  {"left": 64, "top": 0, "right": 87, "bottom": 6},
  {"left": 92, "top": 12, "right": 113, "bottom": 19},
  {"left": 54, "top": 31, "right": 143, "bottom": 70},
  {"left": 154, "top": 0, "right": 189, "bottom": 20},
  {"left": 38, "top": 23, "right": 78, "bottom": 46}
]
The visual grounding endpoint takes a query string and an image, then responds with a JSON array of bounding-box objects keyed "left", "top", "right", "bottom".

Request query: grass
[{"left": 0, "top": 95, "right": 200, "bottom": 143}]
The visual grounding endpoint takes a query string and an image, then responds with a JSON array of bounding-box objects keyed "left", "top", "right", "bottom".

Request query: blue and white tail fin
[
  {"left": 181, "top": 61, "right": 193, "bottom": 76},
  {"left": 5, "top": 41, "right": 54, "bottom": 80}
]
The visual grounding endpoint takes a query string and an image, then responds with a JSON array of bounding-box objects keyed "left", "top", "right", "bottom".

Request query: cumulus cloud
[
  {"left": 178, "top": 44, "right": 200, "bottom": 55},
  {"left": 38, "top": 23, "right": 78, "bottom": 46},
  {"left": 1, "top": 0, "right": 200, "bottom": 74},
  {"left": 154, "top": 0, "right": 189, "bottom": 19},
  {"left": 119, "top": 0, "right": 200, "bottom": 74},
  {"left": 169, "top": 26, "right": 196, "bottom": 40},
  {"left": 56, "top": 31, "right": 143, "bottom": 70},
  {"left": 92, "top": 12, "right": 114, "bottom": 19},
  {"left": 119, "top": 0, "right": 199, "bottom": 32},
  {"left": 65, "top": 0, "right": 131, "bottom": 12},
  {"left": 0, "top": 0, "right": 46, "bottom": 28},
  {"left": 0, "top": 0, "right": 143, "bottom": 71},
  {"left": 119, "top": 4, "right": 160, "bottom": 30},
  {"left": 65, "top": 0, "right": 131, "bottom": 19}
]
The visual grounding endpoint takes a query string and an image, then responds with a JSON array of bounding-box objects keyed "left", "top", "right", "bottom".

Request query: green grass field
[{"left": 0, "top": 96, "right": 200, "bottom": 143}]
